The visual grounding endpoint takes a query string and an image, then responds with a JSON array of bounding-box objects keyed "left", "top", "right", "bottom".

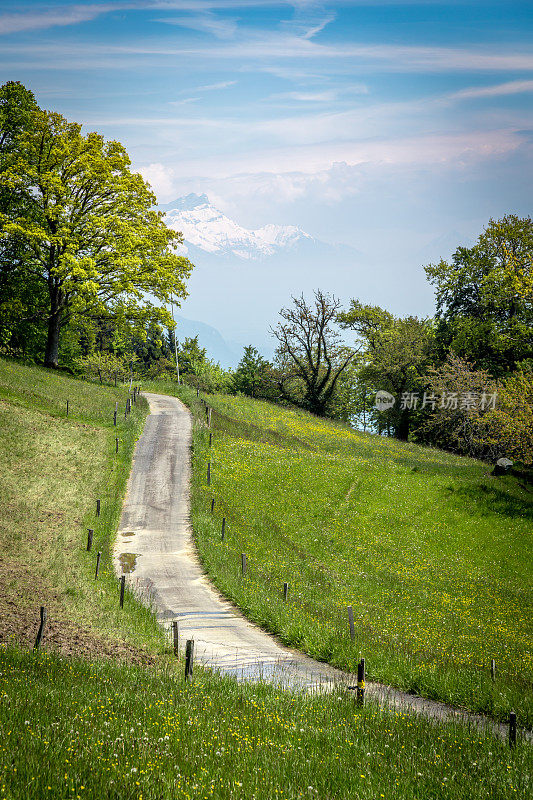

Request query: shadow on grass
[{"left": 454, "top": 482, "right": 533, "bottom": 519}]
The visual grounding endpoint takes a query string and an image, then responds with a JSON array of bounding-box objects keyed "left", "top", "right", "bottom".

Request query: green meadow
[
  {"left": 160, "top": 383, "right": 533, "bottom": 728},
  {"left": 1, "top": 646, "right": 530, "bottom": 800},
  {"left": 0, "top": 361, "right": 531, "bottom": 799},
  {"left": 0, "top": 357, "right": 162, "bottom": 656}
]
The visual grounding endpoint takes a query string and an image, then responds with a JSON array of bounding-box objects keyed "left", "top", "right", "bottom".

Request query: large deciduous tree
[
  {"left": 424, "top": 215, "right": 533, "bottom": 376},
  {"left": 272, "top": 290, "right": 357, "bottom": 416},
  {"left": 0, "top": 82, "right": 192, "bottom": 367},
  {"left": 338, "top": 300, "right": 434, "bottom": 440}
]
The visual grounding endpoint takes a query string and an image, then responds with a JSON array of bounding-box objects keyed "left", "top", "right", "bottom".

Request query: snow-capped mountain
[{"left": 160, "top": 193, "right": 314, "bottom": 260}]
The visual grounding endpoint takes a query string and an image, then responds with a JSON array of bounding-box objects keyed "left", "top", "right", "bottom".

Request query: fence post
[
  {"left": 347, "top": 606, "right": 355, "bottom": 642},
  {"left": 207, "top": 462, "right": 211, "bottom": 486},
  {"left": 87, "top": 529, "right": 93, "bottom": 552},
  {"left": 96, "top": 499, "right": 101, "bottom": 517},
  {"left": 283, "top": 582, "right": 289, "bottom": 601},
  {"left": 185, "top": 639, "right": 194, "bottom": 680},
  {"left": 357, "top": 658, "right": 365, "bottom": 706},
  {"left": 95, "top": 551, "right": 101, "bottom": 580},
  {"left": 211, "top": 498, "right": 215, "bottom": 513},
  {"left": 116, "top": 437, "right": 119, "bottom": 454},
  {"left": 172, "top": 621, "right": 179, "bottom": 658},
  {"left": 241, "top": 553, "right": 247, "bottom": 575},
  {"left": 209, "top": 432, "right": 212, "bottom": 448},
  {"left": 113, "top": 410, "right": 117, "bottom": 427},
  {"left": 66, "top": 400, "right": 69, "bottom": 417},
  {"left": 33, "top": 607, "right": 47, "bottom": 650},
  {"left": 491, "top": 659, "right": 496, "bottom": 681},
  {"left": 221, "top": 517, "right": 226, "bottom": 541},
  {"left": 509, "top": 712, "right": 517, "bottom": 748},
  {"left": 119, "top": 575, "right": 126, "bottom": 608}
]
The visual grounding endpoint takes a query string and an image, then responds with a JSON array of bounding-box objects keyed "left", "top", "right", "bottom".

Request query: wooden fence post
[
  {"left": 33, "top": 607, "right": 46, "bottom": 650},
  {"left": 115, "top": 437, "right": 119, "bottom": 454},
  {"left": 283, "top": 582, "right": 289, "bottom": 601},
  {"left": 185, "top": 639, "right": 194, "bottom": 680},
  {"left": 208, "top": 408, "right": 212, "bottom": 428},
  {"left": 207, "top": 462, "right": 211, "bottom": 486},
  {"left": 96, "top": 499, "right": 101, "bottom": 517},
  {"left": 172, "top": 621, "right": 179, "bottom": 658},
  {"left": 113, "top": 410, "right": 117, "bottom": 427},
  {"left": 221, "top": 517, "right": 226, "bottom": 541},
  {"left": 347, "top": 606, "right": 355, "bottom": 642},
  {"left": 211, "top": 498, "right": 215, "bottom": 513},
  {"left": 491, "top": 659, "right": 496, "bottom": 681},
  {"left": 95, "top": 551, "right": 101, "bottom": 579},
  {"left": 509, "top": 712, "right": 517, "bottom": 748},
  {"left": 356, "top": 658, "right": 365, "bottom": 706},
  {"left": 120, "top": 575, "right": 126, "bottom": 608},
  {"left": 87, "top": 529, "right": 93, "bottom": 551},
  {"left": 241, "top": 553, "right": 247, "bottom": 575},
  {"left": 196, "top": 388, "right": 199, "bottom": 398},
  {"left": 66, "top": 400, "right": 69, "bottom": 417},
  {"left": 209, "top": 432, "right": 212, "bottom": 447}
]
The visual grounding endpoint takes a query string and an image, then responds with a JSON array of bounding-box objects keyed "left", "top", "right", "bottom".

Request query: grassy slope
[
  {"left": 150, "top": 381, "right": 533, "bottom": 727},
  {"left": 1, "top": 647, "right": 530, "bottom": 800},
  {"left": 1, "top": 364, "right": 531, "bottom": 800},
  {"left": 0, "top": 357, "right": 163, "bottom": 657}
]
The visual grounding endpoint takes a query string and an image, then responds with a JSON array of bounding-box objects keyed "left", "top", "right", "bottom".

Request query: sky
[{"left": 1, "top": 0, "right": 532, "bottom": 351}]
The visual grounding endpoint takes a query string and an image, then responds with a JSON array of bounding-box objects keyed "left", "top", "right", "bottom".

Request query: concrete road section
[{"left": 114, "top": 392, "right": 346, "bottom": 691}]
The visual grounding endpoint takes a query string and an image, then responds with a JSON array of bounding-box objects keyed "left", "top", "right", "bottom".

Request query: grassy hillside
[
  {"left": 0, "top": 363, "right": 531, "bottom": 799},
  {"left": 0, "top": 357, "right": 163, "bottom": 657},
  {"left": 1, "top": 646, "right": 530, "bottom": 800},
  {"left": 157, "top": 382, "right": 533, "bottom": 727}
]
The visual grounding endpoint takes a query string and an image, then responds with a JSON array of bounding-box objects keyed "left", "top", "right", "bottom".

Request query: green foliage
[
  {"left": 232, "top": 345, "right": 271, "bottom": 397},
  {"left": 272, "top": 290, "right": 358, "bottom": 416},
  {"left": 479, "top": 368, "right": 533, "bottom": 465},
  {"left": 0, "top": 82, "right": 193, "bottom": 367},
  {"left": 338, "top": 301, "right": 434, "bottom": 439},
  {"left": 425, "top": 215, "right": 533, "bottom": 375},
  {"left": 416, "top": 353, "right": 499, "bottom": 458}
]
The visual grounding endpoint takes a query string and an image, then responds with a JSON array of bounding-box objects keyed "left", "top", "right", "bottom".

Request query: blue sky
[{"left": 1, "top": 0, "right": 532, "bottom": 344}]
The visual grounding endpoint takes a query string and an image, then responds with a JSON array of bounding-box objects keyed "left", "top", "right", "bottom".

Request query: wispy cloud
[
  {"left": 188, "top": 80, "right": 237, "bottom": 92},
  {"left": 447, "top": 79, "right": 533, "bottom": 101},
  {"left": 155, "top": 12, "right": 237, "bottom": 38},
  {"left": 0, "top": 3, "right": 116, "bottom": 35}
]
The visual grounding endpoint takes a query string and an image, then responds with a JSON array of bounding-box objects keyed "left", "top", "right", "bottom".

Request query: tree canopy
[
  {"left": 425, "top": 215, "right": 532, "bottom": 375},
  {"left": 272, "top": 290, "right": 358, "bottom": 417},
  {"left": 0, "top": 81, "right": 192, "bottom": 367}
]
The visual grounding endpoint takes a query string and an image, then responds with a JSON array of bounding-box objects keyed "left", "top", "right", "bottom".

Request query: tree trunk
[
  {"left": 396, "top": 410, "right": 410, "bottom": 441},
  {"left": 44, "top": 312, "right": 61, "bottom": 368}
]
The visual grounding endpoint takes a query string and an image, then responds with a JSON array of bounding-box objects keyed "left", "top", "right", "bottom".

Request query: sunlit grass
[
  {"left": 0, "top": 357, "right": 163, "bottom": 654},
  {"left": 1, "top": 646, "right": 530, "bottom": 800},
  {"left": 162, "top": 383, "right": 533, "bottom": 727}
]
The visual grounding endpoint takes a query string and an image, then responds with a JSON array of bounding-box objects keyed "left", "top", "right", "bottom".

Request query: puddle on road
[
  {"left": 119, "top": 552, "right": 140, "bottom": 574},
  {"left": 121, "top": 531, "right": 135, "bottom": 541}
]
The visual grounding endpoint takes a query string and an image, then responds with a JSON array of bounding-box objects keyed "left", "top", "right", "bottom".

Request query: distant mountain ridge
[{"left": 160, "top": 193, "right": 316, "bottom": 260}]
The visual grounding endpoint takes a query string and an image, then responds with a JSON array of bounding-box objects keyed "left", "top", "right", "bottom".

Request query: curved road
[
  {"left": 114, "top": 393, "right": 519, "bottom": 739},
  {"left": 115, "top": 392, "right": 345, "bottom": 690}
]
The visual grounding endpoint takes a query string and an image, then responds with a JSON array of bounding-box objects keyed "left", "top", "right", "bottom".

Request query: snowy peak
[{"left": 162, "top": 195, "right": 314, "bottom": 260}]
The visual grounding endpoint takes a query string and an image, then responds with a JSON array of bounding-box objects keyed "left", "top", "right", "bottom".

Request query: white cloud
[
  {"left": 138, "top": 162, "right": 177, "bottom": 199},
  {"left": 447, "top": 79, "right": 533, "bottom": 101},
  {"left": 0, "top": 3, "right": 123, "bottom": 35},
  {"left": 155, "top": 12, "right": 237, "bottom": 38}
]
